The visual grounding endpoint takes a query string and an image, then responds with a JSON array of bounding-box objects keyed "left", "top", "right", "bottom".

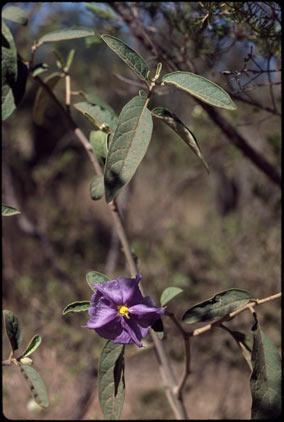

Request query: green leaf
[
  {"left": 182, "top": 288, "right": 252, "bottom": 324},
  {"left": 31, "top": 63, "right": 49, "bottom": 78},
  {"left": 86, "top": 271, "right": 110, "bottom": 292},
  {"left": 2, "top": 20, "right": 18, "bottom": 86},
  {"left": 3, "top": 310, "right": 23, "bottom": 352},
  {"left": 33, "top": 72, "right": 62, "bottom": 125},
  {"left": 62, "top": 301, "right": 90, "bottom": 315},
  {"left": 160, "top": 286, "right": 183, "bottom": 307},
  {"left": 37, "top": 27, "right": 95, "bottom": 44},
  {"left": 74, "top": 102, "right": 118, "bottom": 133},
  {"left": 85, "top": 3, "right": 117, "bottom": 20},
  {"left": 20, "top": 335, "right": 42, "bottom": 359},
  {"left": 90, "top": 130, "right": 108, "bottom": 166},
  {"left": 90, "top": 174, "right": 105, "bottom": 200},
  {"left": 152, "top": 107, "right": 209, "bottom": 173},
  {"left": 19, "top": 365, "right": 49, "bottom": 408},
  {"left": 101, "top": 34, "right": 149, "bottom": 82},
  {"left": 2, "top": 57, "right": 28, "bottom": 121},
  {"left": 104, "top": 95, "right": 153, "bottom": 203},
  {"left": 221, "top": 326, "right": 253, "bottom": 371},
  {"left": 2, "top": 203, "right": 21, "bottom": 216},
  {"left": 250, "top": 318, "right": 281, "bottom": 419},
  {"left": 162, "top": 71, "right": 237, "bottom": 110},
  {"left": 98, "top": 341, "right": 125, "bottom": 420},
  {"left": 2, "top": 6, "right": 28, "bottom": 25},
  {"left": 65, "top": 48, "right": 75, "bottom": 71}
]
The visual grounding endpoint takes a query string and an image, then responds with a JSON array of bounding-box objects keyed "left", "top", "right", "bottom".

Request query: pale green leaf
[
  {"left": 160, "top": 286, "right": 183, "bottom": 307},
  {"left": 104, "top": 95, "right": 153, "bottom": 203},
  {"left": 2, "top": 204, "right": 21, "bottom": 216},
  {"left": 20, "top": 335, "right": 42, "bottom": 359},
  {"left": 38, "top": 27, "right": 95, "bottom": 44},
  {"left": 86, "top": 271, "right": 110, "bottom": 292},
  {"left": 101, "top": 34, "right": 149, "bottom": 82},
  {"left": 2, "top": 6, "right": 28, "bottom": 25},
  {"left": 182, "top": 289, "right": 252, "bottom": 324},
  {"left": 74, "top": 102, "right": 118, "bottom": 133},
  {"left": 19, "top": 365, "right": 49, "bottom": 408},
  {"left": 98, "top": 341, "right": 125, "bottom": 420},
  {"left": 90, "top": 174, "right": 105, "bottom": 200},
  {"left": 90, "top": 130, "right": 108, "bottom": 166},
  {"left": 162, "top": 71, "right": 237, "bottom": 110},
  {"left": 152, "top": 107, "right": 209, "bottom": 172},
  {"left": 62, "top": 301, "right": 90, "bottom": 315}
]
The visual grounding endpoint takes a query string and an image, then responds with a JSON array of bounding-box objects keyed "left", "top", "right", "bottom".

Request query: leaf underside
[
  {"left": 19, "top": 364, "right": 49, "bottom": 408},
  {"left": 3, "top": 310, "right": 23, "bottom": 352}
]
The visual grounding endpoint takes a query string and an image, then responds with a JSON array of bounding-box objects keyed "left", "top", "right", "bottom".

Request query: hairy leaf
[
  {"left": 74, "top": 102, "right": 118, "bottom": 133},
  {"left": 101, "top": 34, "right": 149, "bottom": 82},
  {"left": 2, "top": 203, "right": 21, "bottom": 216},
  {"left": 2, "top": 21, "right": 18, "bottom": 86},
  {"left": 33, "top": 72, "right": 62, "bottom": 125},
  {"left": 90, "top": 130, "right": 108, "bottom": 166},
  {"left": 2, "top": 6, "right": 28, "bottom": 25},
  {"left": 250, "top": 318, "right": 281, "bottom": 419},
  {"left": 20, "top": 335, "right": 42, "bottom": 359},
  {"left": 104, "top": 95, "right": 153, "bottom": 203},
  {"left": 86, "top": 271, "right": 110, "bottom": 292},
  {"left": 160, "top": 286, "right": 183, "bottom": 307},
  {"left": 182, "top": 289, "right": 252, "bottom": 324},
  {"left": 98, "top": 341, "right": 125, "bottom": 420},
  {"left": 162, "top": 71, "right": 237, "bottom": 110},
  {"left": 152, "top": 107, "right": 209, "bottom": 172},
  {"left": 90, "top": 174, "right": 105, "bottom": 200},
  {"left": 62, "top": 301, "right": 90, "bottom": 315},
  {"left": 19, "top": 365, "right": 49, "bottom": 408},
  {"left": 3, "top": 310, "right": 23, "bottom": 352},
  {"left": 38, "top": 27, "right": 95, "bottom": 44}
]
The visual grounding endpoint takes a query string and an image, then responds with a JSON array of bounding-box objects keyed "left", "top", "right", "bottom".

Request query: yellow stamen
[{"left": 117, "top": 304, "right": 130, "bottom": 319}]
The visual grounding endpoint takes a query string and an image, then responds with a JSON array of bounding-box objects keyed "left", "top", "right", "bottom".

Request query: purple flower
[{"left": 86, "top": 274, "right": 165, "bottom": 347}]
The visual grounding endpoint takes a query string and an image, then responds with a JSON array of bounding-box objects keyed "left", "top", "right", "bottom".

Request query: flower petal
[
  {"left": 87, "top": 297, "right": 117, "bottom": 328},
  {"left": 120, "top": 317, "right": 143, "bottom": 347},
  {"left": 93, "top": 274, "right": 143, "bottom": 306}
]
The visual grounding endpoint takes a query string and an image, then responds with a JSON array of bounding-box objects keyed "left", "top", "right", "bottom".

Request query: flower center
[{"left": 117, "top": 304, "right": 130, "bottom": 319}]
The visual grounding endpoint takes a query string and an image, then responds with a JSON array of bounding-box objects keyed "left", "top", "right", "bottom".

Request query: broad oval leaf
[
  {"left": 2, "top": 20, "right": 18, "bottom": 86},
  {"left": 19, "top": 365, "right": 49, "bottom": 408},
  {"left": 160, "top": 286, "right": 183, "bottom": 307},
  {"left": 101, "top": 34, "right": 149, "bottom": 82},
  {"left": 104, "top": 95, "right": 153, "bottom": 203},
  {"left": 74, "top": 102, "right": 118, "bottom": 133},
  {"left": 62, "top": 301, "right": 90, "bottom": 315},
  {"left": 2, "top": 204, "right": 21, "bottom": 216},
  {"left": 2, "top": 6, "right": 28, "bottom": 25},
  {"left": 33, "top": 72, "right": 62, "bottom": 125},
  {"left": 86, "top": 271, "right": 110, "bottom": 292},
  {"left": 90, "top": 174, "right": 105, "bottom": 200},
  {"left": 20, "top": 335, "right": 42, "bottom": 359},
  {"left": 38, "top": 27, "right": 95, "bottom": 44},
  {"left": 162, "top": 71, "right": 237, "bottom": 110},
  {"left": 182, "top": 288, "right": 252, "bottom": 324},
  {"left": 250, "top": 318, "right": 281, "bottom": 419},
  {"left": 3, "top": 310, "right": 23, "bottom": 352},
  {"left": 152, "top": 107, "right": 209, "bottom": 172},
  {"left": 98, "top": 340, "right": 125, "bottom": 420}
]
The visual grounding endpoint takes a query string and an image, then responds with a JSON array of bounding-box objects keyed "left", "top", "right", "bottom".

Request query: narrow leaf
[
  {"left": 101, "top": 34, "right": 149, "bottom": 82},
  {"left": 104, "top": 95, "right": 153, "bottom": 203},
  {"left": 90, "top": 174, "right": 105, "bottom": 200},
  {"left": 221, "top": 326, "right": 253, "bottom": 371},
  {"left": 3, "top": 310, "right": 23, "bottom": 352},
  {"left": 90, "top": 130, "right": 108, "bottom": 166},
  {"left": 19, "top": 365, "right": 49, "bottom": 408},
  {"left": 250, "top": 318, "right": 281, "bottom": 419},
  {"left": 2, "top": 6, "right": 28, "bottom": 25},
  {"left": 182, "top": 288, "right": 252, "bottom": 324},
  {"left": 20, "top": 335, "right": 42, "bottom": 359},
  {"left": 65, "top": 48, "right": 75, "bottom": 71},
  {"left": 98, "top": 341, "right": 125, "bottom": 420},
  {"left": 33, "top": 72, "right": 62, "bottom": 125},
  {"left": 162, "top": 71, "right": 237, "bottom": 110},
  {"left": 74, "top": 102, "right": 118, "bottom": 133},
  {"left": 62, "top": 301, "right": 90, "bottom": 315},
  {"left": 2, "top": 204, "right": 21, "bottom": 216},
  {"left": 38, "top": 27, "right": 95, "bottom": 44},
  {"left": 31, "top": 63, "right": 49, "bottom": 78},
  {"left": 85, "top": 3, "right": 117, "bottom": 20},
  {"left": 86, "top": 271, "right": 110, "bottom": 292},
  {"left": 152, "top": 107, "right": 209, "bottom": 172},
  {"left": 160, "top": 286, "right": 183, "bottom": 307}
]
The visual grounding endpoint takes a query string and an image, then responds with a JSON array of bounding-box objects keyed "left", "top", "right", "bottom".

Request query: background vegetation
[{"left": 2, "top": 2, "right": 281, "bottom": 419}]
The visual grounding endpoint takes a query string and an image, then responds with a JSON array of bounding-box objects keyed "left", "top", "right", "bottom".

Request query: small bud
[{"left": 20, "top": 357, "right": 33, "bottom": 365}]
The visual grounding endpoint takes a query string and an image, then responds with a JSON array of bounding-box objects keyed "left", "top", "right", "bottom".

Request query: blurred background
[{"left": 2, "top": 2, "right": 281, "bottom": 419}]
